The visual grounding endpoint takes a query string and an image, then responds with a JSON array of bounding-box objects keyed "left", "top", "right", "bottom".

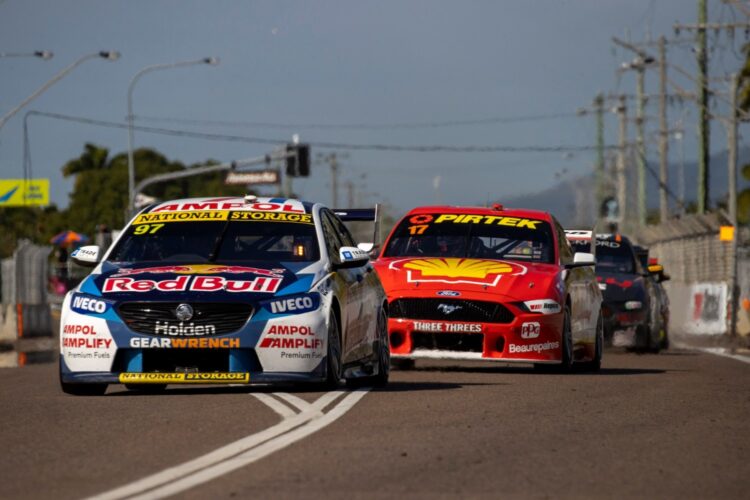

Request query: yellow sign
[
  {"left": 719, "top": 226, "right": 735, "bottom": 242},
  {"left": 0, "top": 179, "right": 49, "bottom": 206},
  {"left": 132, "top": 210, "right": 228, "bottom": 224},
  {"left": 119, "top": 372, "right": 250, "bottom": 384}
]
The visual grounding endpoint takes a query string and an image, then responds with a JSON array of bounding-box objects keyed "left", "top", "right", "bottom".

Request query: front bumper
[{"left": 387, "top": 312, "right": 565, "bottom": 364}]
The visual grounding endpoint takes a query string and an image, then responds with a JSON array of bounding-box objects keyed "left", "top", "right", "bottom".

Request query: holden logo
[
  {"left": 174, "top": 304, "right": 194, "bottom": 321},
  {"left": 437, "top": 303, "right": 462, "bottom": 315}
]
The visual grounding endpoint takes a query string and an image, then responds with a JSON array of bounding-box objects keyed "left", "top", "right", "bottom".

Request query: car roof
[
  {"left": 404, "top": 205, "right": 554, "bottom": 222},
  {"left": 143, "top": 196, "right": 317, "bottom": 215},
  {"left": 564, "top": 230, "right": 633, "bottom": 245}
]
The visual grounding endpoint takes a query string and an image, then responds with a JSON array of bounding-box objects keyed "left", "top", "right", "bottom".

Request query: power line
[
  {"left": 131, "top": 112, "right": 580, "bottom": 131},
  {"left": 24, "top": 110, "right": 617, "bottom": 154}
]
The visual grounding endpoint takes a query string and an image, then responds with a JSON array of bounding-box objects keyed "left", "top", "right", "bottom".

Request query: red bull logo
[{"left": 113, "top": 265, "right": 285, "bottom": 278}]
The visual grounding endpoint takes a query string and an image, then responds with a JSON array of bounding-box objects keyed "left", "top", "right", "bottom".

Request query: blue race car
[{"left": 60, "top": 196, "right": 389, "bottom": 395}]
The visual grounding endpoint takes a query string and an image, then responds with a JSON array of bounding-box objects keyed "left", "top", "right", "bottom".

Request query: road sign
[
  {"left": 225, "top": 170, "right": 280, "bottom": 186},
  {"left": 719, "top": 225, "right": 735, "bottom": 242},
  {"left": 0, "top": 179, "right": 49, "bottom": 206}
]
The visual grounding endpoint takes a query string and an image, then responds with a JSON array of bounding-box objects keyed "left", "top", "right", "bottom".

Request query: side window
[
  {"left": 320, "top": 211, "right": 344, "bottom": 263},
  {"left": 329, "top": 212, "right": 357, "bottom": 247},
  {"left": 553, "top": 219, "right": 574, "bottom": 264}
]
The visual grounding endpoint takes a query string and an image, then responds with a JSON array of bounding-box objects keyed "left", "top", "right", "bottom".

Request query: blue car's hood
[
  {"left": 597, "top": 271, "right": 646, "bottom": 303},
  {"left": 81, "top": 261, "right": 314, "bottom": 302}
]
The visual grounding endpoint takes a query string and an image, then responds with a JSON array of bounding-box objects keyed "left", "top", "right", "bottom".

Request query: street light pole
[
  {"left": 0, "top": 50, "right": 53, "bottom": 59},
  {"left": 126, "top": 57, "right": 219, "bottom": 216},
  {"left": 0, "top": 51, "right": 119, "bottom": 131}
]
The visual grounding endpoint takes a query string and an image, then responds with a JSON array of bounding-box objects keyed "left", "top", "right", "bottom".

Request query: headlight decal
[{"left": 520, "top": 299, "right": 562, "bottom": 315}]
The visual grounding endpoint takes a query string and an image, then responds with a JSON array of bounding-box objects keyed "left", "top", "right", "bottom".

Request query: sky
[{"left": 0, "top": 0, "right": 746, "bottom": 221}]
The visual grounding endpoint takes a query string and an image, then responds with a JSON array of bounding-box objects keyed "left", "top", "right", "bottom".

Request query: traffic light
[{"left": 285, "top": 144, "right": 310, "bottom": 177}]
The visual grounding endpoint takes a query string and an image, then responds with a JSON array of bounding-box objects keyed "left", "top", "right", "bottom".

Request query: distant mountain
[{"left": 501, "top": 147, "right": 750, "bottom": 227}]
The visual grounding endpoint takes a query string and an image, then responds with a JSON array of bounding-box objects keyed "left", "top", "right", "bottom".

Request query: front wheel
[
  {"left": 367, "top": 309, "right": 391, "bottom": 387},
  {"left": 557, "top": 305, "right": 574, "bottom": 372},
  {"left": 324, "top": 312, "right": 342, "bottom": 389},
  {"left": 581, "top": 311, "right": 603, "bottom": 372}
]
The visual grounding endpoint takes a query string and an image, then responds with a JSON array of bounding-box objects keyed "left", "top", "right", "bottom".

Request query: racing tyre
[
  {"left": 534, "top": 305, "right": 573, "bottom": 373},
  {"left": 349, "top": 307, "right": 390, "bottom": 387},
  {"left": 581, "top": 311, "right": 603, "bottom": 372},
  {"left": 324, "top": 312, "right": 342, "bottom": 389},
  {"left": 60, "top": 382, "right": 108, "bottom": 396},
  {"left": 635, "top": 323, "right": 659, "bottom": 354},
  {"left": 556, "top": 305, "right": 574, "bottom": 372}
]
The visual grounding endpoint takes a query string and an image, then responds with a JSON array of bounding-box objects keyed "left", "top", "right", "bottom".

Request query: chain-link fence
[{"left": 634, "top": 212, "right": 749, "bottom": 338}]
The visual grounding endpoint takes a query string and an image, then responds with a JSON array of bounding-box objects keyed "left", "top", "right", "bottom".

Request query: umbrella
[{"left": 50, "top": 230, "right": 89, "bottom": 248}]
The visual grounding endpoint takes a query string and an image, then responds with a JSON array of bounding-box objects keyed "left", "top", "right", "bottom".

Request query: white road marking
[
  {"left": 131, "top": 390, "right": 370, "bottom": 500},
  {"left": 274, "top": 392, "right": 316, "bottom": 413},
  {"left": 250, "top": 393, "right": 297, "bottom": 419},
  {"left": 673, "top": 342, "right": 750, "bottom": 365},
  {"left": 85, "top": 389, "right": 367, "bottom": 500}
]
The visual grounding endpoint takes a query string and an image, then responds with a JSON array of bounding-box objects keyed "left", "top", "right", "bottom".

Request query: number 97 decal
[{"left": 133, "top": 223, "right": 164, "bottom": 235}]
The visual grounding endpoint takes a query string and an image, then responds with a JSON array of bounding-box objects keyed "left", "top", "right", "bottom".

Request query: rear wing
[
  {"left": 333, "top": 204, "right": 381, "bottom": 255},
  {"left": 564, "top": 229, "right": 595, "bottom": 258}
]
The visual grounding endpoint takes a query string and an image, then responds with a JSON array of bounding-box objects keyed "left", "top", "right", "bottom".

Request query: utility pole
[
  {"left": 616, "top": 96, "right": 629, "bottom": 229},
  {"left": 697, "top": 0, "right": 710, "bottom": 213},
  {"left": 316, "top": 153, "right": 340, "bottom": 207},
  {"left": 594, "top": 93, "right": 605, "bottom": 211},
  {"left": 613, "top": 37, "right": 655, "bottom": 226},
  {"left": 728, "top": 73, "right": 739, "bottom": 339},
  {"left": 674, "top": 3, "right": 750, "bottom": 214},
  {"left": 658, "top": 36, "right": 670, "bottom": 222},
  {"left": 636, "top": 67, "right": 647, "bottom": 225},
  {"left": 346, "top": 180, "right": 355, "bottom": 208}
]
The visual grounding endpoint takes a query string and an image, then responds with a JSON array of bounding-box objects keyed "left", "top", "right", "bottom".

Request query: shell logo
[{"left": 390, "top": 258, "right": 526, "bottom": 286}]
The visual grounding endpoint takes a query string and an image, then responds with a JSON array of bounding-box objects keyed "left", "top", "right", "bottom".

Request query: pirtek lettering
[
  {"left": 413, "top": 321, "right": 482, "bottom": 333},
  {"left": 129, "top": 337, "right": 240, "bottom": 348},
  {"left": 154, "top": 322, "right": 217, "bottom": 336},
  {"left": 270, "top": 296, "right": 314, "bottom": 314},
  {"left": 434, "top": 214, "right": 540, "bottom": 229},
  {"left": 63, "top": 324, "right": 98, "bottom": 335},
  {"left": 508, "top": 341, "right": 560, "bottom": 354},
  {"left": 63, "top": 337, "right": 112, "bottom": 349}
]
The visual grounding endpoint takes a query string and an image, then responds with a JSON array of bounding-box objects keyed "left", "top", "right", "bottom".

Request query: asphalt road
[{"left": 1, "top": 348, "right": 748, "bottom": 499}]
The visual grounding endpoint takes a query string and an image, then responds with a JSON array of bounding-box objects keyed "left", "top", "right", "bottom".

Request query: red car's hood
[{"left": 373, "top": 257, "right": 560, "bottom": 302}]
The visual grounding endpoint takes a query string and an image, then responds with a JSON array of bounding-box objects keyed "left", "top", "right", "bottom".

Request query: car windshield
[
  {"left": 383, "top": 213, "right": 554, "bottom": 263},
  {"left": 570, "top": 239, "right": 635, "bottom": 274},
  {"left": 108, "top": 211, "right": 319, "bottom": 263}
]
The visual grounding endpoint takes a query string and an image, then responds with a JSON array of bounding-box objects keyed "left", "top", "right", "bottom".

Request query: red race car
[{"left": 372, "top": 205, "right": 603, "bottom": 371}]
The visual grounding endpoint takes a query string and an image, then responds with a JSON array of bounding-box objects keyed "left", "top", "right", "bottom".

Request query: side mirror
[
  {"left": 648, "top": 264, "right": 664, "bottom": 274},
  {"left": 566, "top": 252, "right": 595, "bottom": 269},
  {"left": 335, "top": 246, "right": 370, "bottom": 269},
  {"left": 357, "top": 242, "right": 380, "bottom": 259},
  {"left": 70, "top": 245, "right": 101, "bottom": 267}
]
